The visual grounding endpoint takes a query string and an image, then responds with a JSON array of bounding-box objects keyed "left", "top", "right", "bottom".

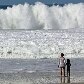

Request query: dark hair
[
  {"left": 67, "top": 59, "right": 70, "bottom": 63},
  {"left": 61, "top": 53, "right": 64, "bottom": 57}
]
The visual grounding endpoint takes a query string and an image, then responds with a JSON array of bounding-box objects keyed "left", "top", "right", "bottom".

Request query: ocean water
[
  {"left": 0, "top": 58, "right": 84, "bottom": 84},
  {"left": 0, "top": 58, "right": 84, "bottom": 73},
  {"left": 0, "top": 29, "right": 84, "bottom": 58},
  {"left": 0, "top": 2, "right": 84, "bottom": 83}
]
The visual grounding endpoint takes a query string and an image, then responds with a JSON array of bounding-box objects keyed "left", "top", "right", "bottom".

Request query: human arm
[
  {"left": 58, "top": 58, "right": 60, "bottom": 68},
  {"left": 64, "top": 58, "right": 66, "bottom": 66}
]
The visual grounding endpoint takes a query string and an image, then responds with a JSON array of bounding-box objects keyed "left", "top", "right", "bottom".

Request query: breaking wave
[{"left": 0, "top": 2, "right": 84, "bottom": 29}]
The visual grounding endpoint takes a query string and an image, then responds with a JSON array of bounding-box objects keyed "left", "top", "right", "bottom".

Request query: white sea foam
[
  {"left": 0, "top": 2, "right": 84, "bottom": 29},
  {"left": 0, "top": 30, "right": 83, "bottom": 58},
  {"left": 0, "top": 2, "right": 84, "bottom": 58}
]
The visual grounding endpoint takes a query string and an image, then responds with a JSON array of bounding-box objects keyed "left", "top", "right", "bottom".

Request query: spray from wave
[{"left": 0, "top": 2, "right": 84, "bottom": 29}]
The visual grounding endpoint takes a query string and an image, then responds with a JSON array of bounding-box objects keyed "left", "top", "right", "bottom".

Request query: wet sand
[{"left": 0, "top": 71, "right": 84, "bottom": 84}]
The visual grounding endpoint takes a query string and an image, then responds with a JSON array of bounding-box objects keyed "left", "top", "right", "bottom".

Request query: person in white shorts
[{"left": 58, "top": 53, "right": 66, "bottom": 77}]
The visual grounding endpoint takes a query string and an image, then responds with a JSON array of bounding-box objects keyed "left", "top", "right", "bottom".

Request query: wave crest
[{"left": 0, "top": 2, "right": 84, "bottom": 29}]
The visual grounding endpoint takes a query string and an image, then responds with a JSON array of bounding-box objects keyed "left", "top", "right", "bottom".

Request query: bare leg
[
  {"left": 63, "top": 67, "right": 65, "bottom": 77},
  {"left": 67, "top": 70, "right": 68, "bottom": 77},
  {"left": 67, "top": 69, "right": 70, "bottom": 77},
  {"left": 69, "top": 69, "right": 70, "bottom": 77},
  {"left": 61, "top": 68, "right": 62, "bottom": 77}
]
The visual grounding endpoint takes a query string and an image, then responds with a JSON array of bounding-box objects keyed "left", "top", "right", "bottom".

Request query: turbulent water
[
  {"left": 0, "top": 2, "right": 84, "bottom": 58},
  {"left": 0, "top": 2, "right": 84, "bottom": 29},
  {"left": 0, "top": 30, "right": 84, "bottom": 58}
]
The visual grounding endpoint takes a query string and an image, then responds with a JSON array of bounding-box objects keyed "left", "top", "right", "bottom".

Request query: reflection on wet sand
[{"left": 60, "top": 76, "right": 70, "bottom": 83}]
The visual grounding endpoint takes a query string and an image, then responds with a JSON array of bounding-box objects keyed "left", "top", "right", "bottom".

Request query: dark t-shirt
[{"left": 66, "top": 63, "right": 71, "bottom": 70}]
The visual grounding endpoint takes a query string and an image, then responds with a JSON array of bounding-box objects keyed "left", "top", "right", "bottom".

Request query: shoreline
[
  {"left": 0, "top": 58, "right": 84, "bottom": 83},
  {"left": 0, "top": 71, "right": 84, "bottom": 84}
]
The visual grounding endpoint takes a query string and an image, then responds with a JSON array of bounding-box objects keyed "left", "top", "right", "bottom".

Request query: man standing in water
[{"left": 58, "top": 53, "right": 66, "bottom": 77}]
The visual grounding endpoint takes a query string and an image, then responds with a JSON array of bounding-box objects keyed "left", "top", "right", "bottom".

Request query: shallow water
[
  {"left": 0, "top": 58, "right": 84, "bottom": 83},
  {"left": 0, "top": 58, "right": 84, "bottom": 73}
]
